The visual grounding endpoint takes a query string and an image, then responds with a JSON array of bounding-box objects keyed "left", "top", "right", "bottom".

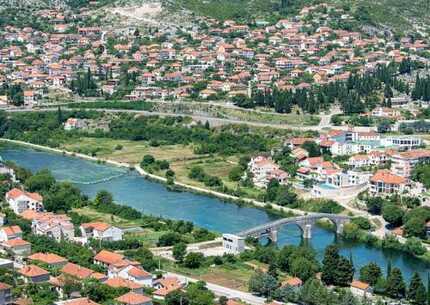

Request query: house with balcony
[
  {"left": 5, "top": 188, "right": 43, "bottom": 214},
  {"left": 80, "top": 222, "right": 123, "bottom": 243},
  {"left": 369, "top": 170, "right": 407, "bottom": 195}
]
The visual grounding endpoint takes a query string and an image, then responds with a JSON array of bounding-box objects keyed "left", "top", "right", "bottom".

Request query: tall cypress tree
[{"left": 408, "top": 272, "right": 426, "bottom": 305}]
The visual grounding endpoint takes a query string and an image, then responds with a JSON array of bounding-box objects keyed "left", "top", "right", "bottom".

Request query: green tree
[
  {"left": 408, "top": 272, "right": 427, "bottom": 305},
  {"left": 184, "top": 252, "right": 205, "bottom": 269},
  {"left": 141, "top": 154, "right": 155, "bottom": 167},
  {"left": 24, "top": 169, "right": 55, "bottom": 192},
  {"left": 173, "top": 242, "right": 187, "bottom": 263},
  {"left": 94, "top": 190, "right": 113, "bottom": 207},
  {"left": 248, "top": 270, "right": 278, "bottom": 297},
  {"left": 301, "top": 141, "right": 321, "bottom": 157},
  {"left": 186, "top": 281, "right": 215, "bottom": 305},
  {"left": 382, "top": 204, "right": 404, "bottom": 227},
  {"left": 321, "top": 245, "right": 353, "bottom": 286},
  {"left": 166, "top": 290, "right": 189, "bottom": 305},
  {"left": 228, "top": 166, "right": 243, "bottom": 181},
  {"left": 385, "top": 267, "right": 406, "bottom": 299},
  {"left": 359, "top": 262, "right": 382, "bottom": 286}
]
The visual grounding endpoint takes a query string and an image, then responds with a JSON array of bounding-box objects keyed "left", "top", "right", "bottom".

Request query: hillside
[
  {"left": 0, "top": 0, "right": 428, "bottom": 36},
  {"left": 166, "top": 0, "right": 429, "bottom": 35}
]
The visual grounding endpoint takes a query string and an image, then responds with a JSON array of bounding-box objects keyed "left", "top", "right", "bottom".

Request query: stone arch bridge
[{"left": 236, "top": 213, "right": 351, "bottom": 243}]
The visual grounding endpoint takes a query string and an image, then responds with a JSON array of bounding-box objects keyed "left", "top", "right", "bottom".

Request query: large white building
[
  {"left": 5, "top": 188, "right": 43, "bottom": 214},
  {"left": 390, "top": 149, "right": 430, "bottom": 177}
]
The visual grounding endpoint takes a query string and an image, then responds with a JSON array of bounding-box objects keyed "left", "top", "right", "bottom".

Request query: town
[{"left": 1, "top": 0, "right": 430, "bottom": 305}]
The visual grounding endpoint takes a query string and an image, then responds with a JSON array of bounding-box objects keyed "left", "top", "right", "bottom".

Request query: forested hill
[
  {"left": 168, "top": 0, "right": 429, "bottom": 35},
  {"left": 1, "top": 0, "right": 429, "bottom": 36}
]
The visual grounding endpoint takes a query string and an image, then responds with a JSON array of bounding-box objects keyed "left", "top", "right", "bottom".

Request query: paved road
[{"left": 4, "top": 106, "right": 377, "bottom": 132}]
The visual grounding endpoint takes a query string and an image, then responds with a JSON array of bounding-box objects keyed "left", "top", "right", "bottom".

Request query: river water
[{"left": 1, "top": 146, "right": 428, "bottom": 282}]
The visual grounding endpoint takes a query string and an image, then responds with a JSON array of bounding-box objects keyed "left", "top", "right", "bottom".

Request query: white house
[
  {"left": 32, "top": 214, "right": 75, "bottom": 242},
  {"left": 80, "top": 222, "right": 123, "bottom": 242},
  {"left": 0, "top": 226, "right": 22, "bottom": 242},
  {"left": 5, "top": 188, "right": 43, "bottom": 214},
  {"left": 64, "top": 118, "right": 85, "bottom": 131}
]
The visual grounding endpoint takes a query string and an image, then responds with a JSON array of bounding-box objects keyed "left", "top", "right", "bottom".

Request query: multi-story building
[
  {"left": 390, "top": 149, "right": 430, "bottom": 177},
  {"left": 5, "top": 188, "right": 43, "bottom": 214},
  {"left": 369, "top": 169, "right": 407, "bottom": 195}
]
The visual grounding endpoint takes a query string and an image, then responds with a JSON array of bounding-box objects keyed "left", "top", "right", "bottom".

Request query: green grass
[
  {"left": 161, "top": 259, "right": 256, "bottom": 291},
  {"left": 61, "top": 137, "right": 198, "bottom": 164}
]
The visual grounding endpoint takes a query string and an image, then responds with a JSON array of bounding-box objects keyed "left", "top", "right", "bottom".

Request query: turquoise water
[{"left": 2, "top": 146, "right": 429, "bottom": 282}]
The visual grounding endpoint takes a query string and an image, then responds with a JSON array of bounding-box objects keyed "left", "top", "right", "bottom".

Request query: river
[{"left": 1, "top": 146, "right": 428, "bottom": 282}]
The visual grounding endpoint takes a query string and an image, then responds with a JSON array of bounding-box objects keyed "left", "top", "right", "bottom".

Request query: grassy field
[
  {"left": 169, "top": 156, "right": 265, "bottom": 199},
  {"left": 61, "top": 137, "right": 198, "bottom": 164},
  {"left": 73, "top": 207, "right": 144, "bottom": 228},
  {"left": 72, "top": 207, "right": 169, "bottom": 247},
  {"left": 162, "top": 259, "right": 256, "bottom": 291}
]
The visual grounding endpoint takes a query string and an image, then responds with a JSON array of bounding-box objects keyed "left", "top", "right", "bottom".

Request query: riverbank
[{"left": 0, "top": 138, "right": 306, "bottom": 218}]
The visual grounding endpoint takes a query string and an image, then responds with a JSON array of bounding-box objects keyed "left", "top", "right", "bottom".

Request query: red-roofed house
[
  {"left": 370, "top": 170, "right": 407, "bottom": 195},
  {"left": 153, "top": 277, "right": 183, "bottom": 300},
  {"left": 1, "top": 238, "right": 31, "bottom": 256},
  {"left": 0, "top": 226, "right": 22, "bottom": 241},
  {"left": 104, "top": 277, "right": 143, "bottom": 293},
  {"left": 61, "top": 263, "right": 107, "bottom": 281},
  {"left": 80, "top": 222, "right": 123, "bottom": 242},
  {"left": 28, "top": 252, "right": 67, "bottom": 267},
  {"left": 116, "top": 292, "right": 152, "bottom": 305},
  {"left": 5, "top": 188, "right": 43, "bottom": 214},
  {"left": 55, "top": 297, "right": 100, "bottom": 305},
  {"left": 350, "top": 280, "right": 372, "bottom": 296},
  {"left": 0, "top": 282, "right": 12, "bottom": 305},
  {"left": 19, "top": 265, "right": 50, "bottom": 283}
]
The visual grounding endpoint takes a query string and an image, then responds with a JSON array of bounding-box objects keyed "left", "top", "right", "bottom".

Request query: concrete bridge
[{"left": 236, "top": 213, "right": 351, "bottom": 243}]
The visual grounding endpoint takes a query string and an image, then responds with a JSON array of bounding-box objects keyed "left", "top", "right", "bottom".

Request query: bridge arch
[{"left": 236, "top": 213, "right": 350, "bottom": 242}]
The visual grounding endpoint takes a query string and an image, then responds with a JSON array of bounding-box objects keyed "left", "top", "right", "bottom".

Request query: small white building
[
  {"left": 5, "top": 188, "right": 43, "bottom": 214},
  {"left": 64, "top": 118, "right": 85, "bottom": 131},
  {"left": 80, "top": 222, "right": 123, "bottom": 242},
  {"left": 222, "top": 234, "right": 245, "bottom": 254}
]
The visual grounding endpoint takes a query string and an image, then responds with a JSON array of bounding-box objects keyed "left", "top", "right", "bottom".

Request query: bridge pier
[
  {"left": 268, "top": 228, "right": 278, "bottom": 243},
  {"left": 336, "top": 221, "right": 345, "bottom": 235},
  {"left": 303, "top": 224, "right": 312, "bottom": 239}
]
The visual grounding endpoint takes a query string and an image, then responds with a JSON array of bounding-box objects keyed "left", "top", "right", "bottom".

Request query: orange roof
[
  {"left": 58, "top": 298, "right": 100, "bottom": 305},
  {"left": 116, "top": 292, "right": 152, "bottom": 305},
  {"left": 1, "top": 225, "right": 22, "bottom": 236},
  {"left": 19, "top": 265, "right": 49, "bottom": 277},
  {"left": 226, "top": 300, "right": 242, "bottom": 305},
  {"left": 127, "top": 266, "right": 151, "bottom": 278},
  {"left": 6, "top": 188, "right": 42, "bottom": 202},
  {"left": 28, "top": 252, "right": 67, "bottom": 265},
  {"left": 61, "top": 263, "right": 95, "bottom": 279},
  {"left": 105, "top": 277, "right": 143, "bottom": 289},
  {"left": 283, "top": 277, "right": 302, "bottom": 287},
  {"left": 3, "top": 238, "right": 30, "bottom": 247},
  {"left": 0, "top": 282, "right": 11, "bottom": 290},
  {"left": 94, "top": 250, "right": 124, "bottom": 265},
  {"left": 81, "top": 222, "right": 111, "bottom": 232},
  {"left": 370, "top": 170, "right": 406, "bottom": 185},
  {"left": 289, "top": 137, "right": 314, "bottom": 145},
  {"left": 351, "top": 280, "right": 370, "bottom": 290},
  {"left": 154, "top": 277, "right": 182, "bottom": 296},
  {"left": 396, "top": 149, "right": 430, "bottom": 160}
]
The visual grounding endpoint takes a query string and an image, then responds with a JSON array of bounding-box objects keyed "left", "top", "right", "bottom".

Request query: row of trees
[
  {"left": 247, "top": 241, "right": 428, "bottom": 305},
  {"left": 235, "top": 63, "right": 408, "bottom": 115}
]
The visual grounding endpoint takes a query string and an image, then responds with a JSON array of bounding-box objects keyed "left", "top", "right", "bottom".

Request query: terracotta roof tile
[{"left": 116, "top": 292, "right": 152, "bottom": 305}]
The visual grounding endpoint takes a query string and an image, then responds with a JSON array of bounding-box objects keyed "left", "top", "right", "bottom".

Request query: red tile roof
[
  {"left": 19, "top": 265, "right": 49, "bottom": 278},
  {"left": 116, "top": 292, "right": 152, "bottom": 305},
  {"left": 370, "top": 170, "right": 406, "bottom": 185},
  {"left": 28, "top": 252, "right": 67, "bottom": 265}
]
